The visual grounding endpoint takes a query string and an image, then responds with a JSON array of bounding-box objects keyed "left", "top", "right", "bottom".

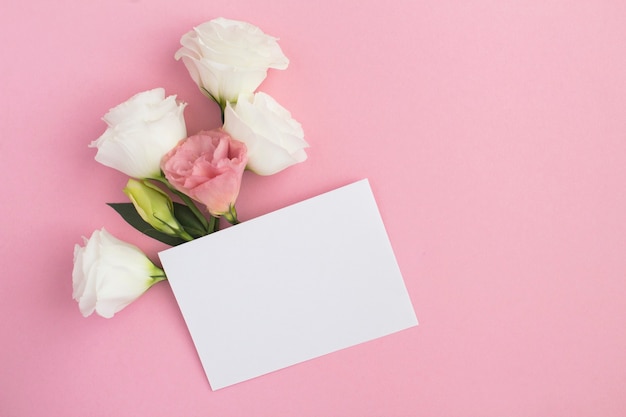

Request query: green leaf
[
  {"left": 172, "top": 202, "right": 209, "bottom": 238},
  {"left": 107, "top": 203, "right": 186, "bottom": 246}
]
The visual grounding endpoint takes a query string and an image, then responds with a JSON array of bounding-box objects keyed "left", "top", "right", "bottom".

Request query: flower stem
[
  {"left": 149, "top": 264, "right": 167, "bottom": 282},
  {"left": 151, "top": 273, "right": 167, "bottom": 282},
  {"left": 208, "top": 214, "right": 219, "bottom": 234},
  {"left": 201, "top": 86, "right": 225, "bottom": 124},
  {"left": 151, "top": 175, "right": 210, "bottom": 234},
  {"left": 153, "top": 215, "right": 195, "bottom": 241},
  {"left": 177, "top": 229, "right": 195, "bottom": 241}
]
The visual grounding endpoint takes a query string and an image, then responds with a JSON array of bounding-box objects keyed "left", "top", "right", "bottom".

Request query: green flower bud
[{"left": 123, "top": 179, "right": 192, "bottom": 240}]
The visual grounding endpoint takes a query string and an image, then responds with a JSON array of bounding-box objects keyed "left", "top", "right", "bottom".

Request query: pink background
[{"left": 1, "top": 1, "right": 625, "bottom": 416}]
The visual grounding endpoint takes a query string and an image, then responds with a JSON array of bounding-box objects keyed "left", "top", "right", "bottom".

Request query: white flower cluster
[{"left": 74, "top": 18, "right": 309, "bottom": 318}]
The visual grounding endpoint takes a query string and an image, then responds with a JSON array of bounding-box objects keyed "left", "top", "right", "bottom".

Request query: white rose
[
  {"left": 223, "top": 92, "right": 308, "bottom": 175},
  {"left": 72, "top": 228, "right": 166, "bottom": 318},
  {"left": 175, "top": 17, "right": 289, "bottom": 105},
  {"left": 89, "top": 88, "right": 187, "bottom": 179}
]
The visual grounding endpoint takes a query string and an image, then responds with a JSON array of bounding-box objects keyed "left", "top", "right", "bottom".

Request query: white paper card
[{"left": 159, "top": 179, "right": 418, "bottom": 390}]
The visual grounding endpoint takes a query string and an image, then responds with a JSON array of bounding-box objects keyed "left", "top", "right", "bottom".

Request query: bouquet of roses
[{"left": 72, "top": 18, "right": 308, "bottom": 319}]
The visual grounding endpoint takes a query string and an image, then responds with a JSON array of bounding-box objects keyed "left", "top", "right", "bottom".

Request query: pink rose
[{"left": 161, "top": 129, "right": 248, "bottom": 218}]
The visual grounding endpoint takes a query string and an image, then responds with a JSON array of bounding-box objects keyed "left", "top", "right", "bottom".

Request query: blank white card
[{"left": 159, "top": 179, "right": 418, "bottom": 390}]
